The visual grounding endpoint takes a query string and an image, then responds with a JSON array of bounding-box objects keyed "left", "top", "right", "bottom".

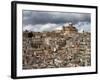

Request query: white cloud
[
  {"left": 40, "top": 23, "right": 57, "bottom": 31},
  {"left": 23, "top": 22, "right": 90, "bottom": 32},
  {"left": 23, "top": 25, "right": 33, "bottom": 31},
  {"left": 23, "top": 23, "right": 62, "bottom": 32},
  {"left": 74, "top": 22, "right": 91, "bottom": 32}
]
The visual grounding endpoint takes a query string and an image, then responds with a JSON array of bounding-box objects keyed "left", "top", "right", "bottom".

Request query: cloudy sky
[{"left": 22, "top": 10, "right": 91, "bottom": 32}]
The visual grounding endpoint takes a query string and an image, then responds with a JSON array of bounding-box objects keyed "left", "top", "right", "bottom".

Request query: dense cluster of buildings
[{"left": 23, "top": 23, "right": 91, "bottom": 69}]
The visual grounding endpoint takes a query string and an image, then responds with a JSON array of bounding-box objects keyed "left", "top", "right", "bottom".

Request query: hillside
[{"left": 22, "top": 30, "right": 91, "bottom": 69}]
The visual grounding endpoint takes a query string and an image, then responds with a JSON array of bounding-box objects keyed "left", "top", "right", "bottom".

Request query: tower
[{"left": 63, "top": 23, "right": 78, "bottom": 35}]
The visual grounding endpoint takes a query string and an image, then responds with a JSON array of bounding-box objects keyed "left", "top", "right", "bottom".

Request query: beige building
[{"left": 62, "top": 23, "right": 78, "bottom": 35}]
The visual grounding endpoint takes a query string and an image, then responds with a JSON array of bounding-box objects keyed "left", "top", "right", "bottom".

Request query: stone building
[
  {"left": 62, "top": 23, "right": 78, "bottom": 35},
  {"left": 22, "top": 23, "right": 91, "bottom": 69}
]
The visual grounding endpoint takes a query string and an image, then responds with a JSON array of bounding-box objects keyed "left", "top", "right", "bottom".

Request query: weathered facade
[
  {"left": 23, "top": 24, "right": 91, "bottom": 69},
  {"left": 63, "top": 23, "right": 78, "bottom": 35}
]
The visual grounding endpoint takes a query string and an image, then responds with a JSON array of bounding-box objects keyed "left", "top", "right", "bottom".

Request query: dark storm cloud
[{"left": 22, "top": 10, "right": 91, "bottom": 26}]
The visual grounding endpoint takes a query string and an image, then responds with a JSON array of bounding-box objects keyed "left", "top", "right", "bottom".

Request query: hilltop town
[{"left": 23, "top": 23, "right": 91, "bottom": 69}]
